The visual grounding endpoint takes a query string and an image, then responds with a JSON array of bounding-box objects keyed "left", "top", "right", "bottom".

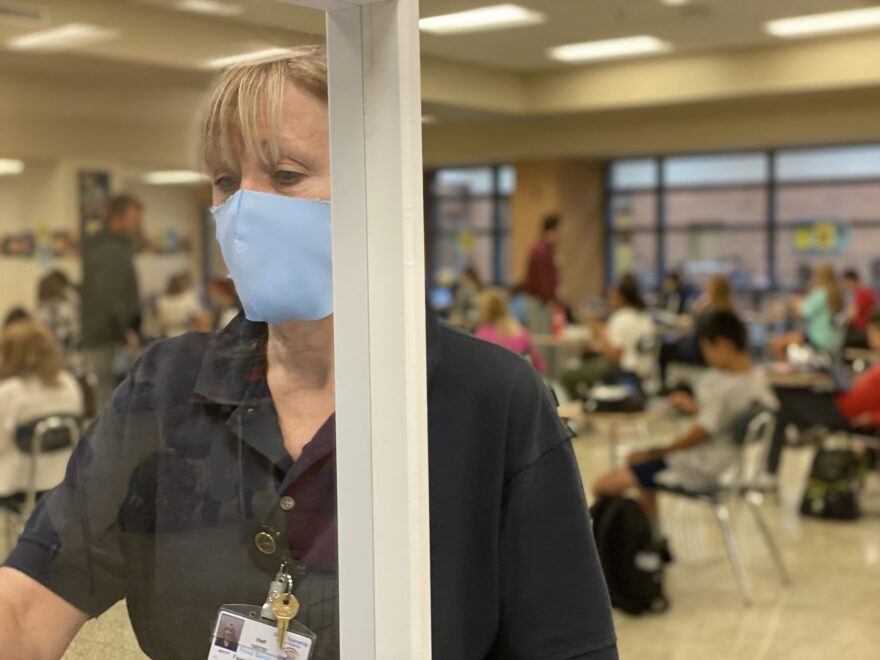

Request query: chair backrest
[
  {"left": 14, "top": 414, "right": 80, "bottom": 517},
  {"left": 732, "top": 408, "right": 776, "bottom": 491},
  {"left": 15, "top": 415, "right": 81, "bottom": 455},
  {"left": 635, "top": 334, "right": 663, "bottom": 396}
]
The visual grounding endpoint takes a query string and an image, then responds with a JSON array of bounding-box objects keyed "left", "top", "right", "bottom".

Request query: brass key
[{"left": 272, "top": 592, "right": 300, "bottom": 648}]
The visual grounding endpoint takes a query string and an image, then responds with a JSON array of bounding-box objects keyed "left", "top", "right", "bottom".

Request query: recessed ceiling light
[
  {"left": 143, "top": 170, "right": 208, "bottom": 185},
  {"left": 419, "top": 4, "right": 546, "bottom": 35},
  {"left": 661, "top": 0, "right": 691, "bottom": 6},
  {"left": 765, "top": 7, "right": 880, "bottom": 38},
  {"left": 0, "top": 159, "right": 24, "bottom": 175},
  {"left": 6, "top": 23, "right": 119, "bottom": 52},
  {"left": 177, "top": 0, "right": 243, "bottom": 17},
  {"left": 205, "top": 47, "right": 294, "bottom": 69},
  {"left": 548, "top": 36, "right": 671, "bottom": 63}
]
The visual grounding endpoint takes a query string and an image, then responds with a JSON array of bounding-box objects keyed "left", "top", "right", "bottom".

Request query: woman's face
[{"left": 212, "top": 80, "right": 330, "bottom": 206}]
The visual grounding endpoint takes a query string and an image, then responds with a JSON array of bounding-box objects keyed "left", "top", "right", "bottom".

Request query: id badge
[{"left": 207, "top": 604, "right": 316, "bottom": 660}]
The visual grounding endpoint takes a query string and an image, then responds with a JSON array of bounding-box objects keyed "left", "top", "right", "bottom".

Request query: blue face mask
[{"left": 211, "top": 189, "right": 333, "bottom": 324}]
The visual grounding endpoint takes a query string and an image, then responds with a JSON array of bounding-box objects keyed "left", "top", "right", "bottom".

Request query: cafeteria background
[{"left": 1, "top": 0, "right": 880, "bottom": 658}]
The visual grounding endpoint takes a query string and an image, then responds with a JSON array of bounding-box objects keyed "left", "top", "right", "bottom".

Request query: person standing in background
[
  {"left": 524, "top": 215, "right": 562, "bottom": 335},
  {"left": 81, "top": 194, "right": 143, "bottom": 407}
]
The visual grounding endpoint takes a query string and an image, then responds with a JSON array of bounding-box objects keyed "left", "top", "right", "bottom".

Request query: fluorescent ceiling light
[
  {"left": 765, "top": 7, "right": 880, "bottom": 38},
  {"left": 177, "top": 0, "right": 243, "bottom": 17},
  {"left": 549, "top": 36, "right": 671, "bottom": 63},
  {"left": 143, "top": 170, "right": 208, "bottom": 185},
  {"left": 419, "top": 4, "right": 545, "bottom": 35},
  {"left": 0, "top": 159, "right": 24, "bottom": 176},
  {"left": 661, "top": 0, "right": 691, "bottom": 6},
  {"left": 205, "top": 47, "right": 293, "bottom": 69},
  {"left": 6, "top": 23, "right": 119, "bottom": 52}
]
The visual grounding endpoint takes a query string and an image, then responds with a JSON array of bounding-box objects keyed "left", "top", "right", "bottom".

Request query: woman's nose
[{"left": 238, "top": 174, "right": 273, "bottom": 194}]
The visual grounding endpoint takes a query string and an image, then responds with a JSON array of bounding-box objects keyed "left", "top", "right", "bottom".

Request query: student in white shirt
[
  {"left": 593, "top": 311, "right": 777, "bottom": 537},
  {"left": 155, "top": 272, "right": 204, "bottom": 338},
  {"left": 561, "top": 274, "right": 655, "bottom": 398},
  {"left": 0, "top": 322, "right": 83, "bottom": 501}
]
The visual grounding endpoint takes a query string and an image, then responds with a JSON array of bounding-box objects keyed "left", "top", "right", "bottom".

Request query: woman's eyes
[
  {"left": 273, "top": 170, "right": 304, "bottom": 186},
  {"left": 213, "top": 175, "right": 239, "bottom": 192}
]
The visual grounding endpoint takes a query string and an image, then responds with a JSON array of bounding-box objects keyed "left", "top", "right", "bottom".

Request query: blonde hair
[
  {"left": 477, "top": 288, "right": 521, "bottom": 339},
  {"left": 813, "top": 264, "right": 844, "bottom": 314},
  {"left": 201, "top": 44, "right": 327, "bottom": 174},
  {"left": 707, "top": 275, "right": 734, "bottom": 312},
  {"left": 0, "top": 321, "right": 62, "bottom": 387}
]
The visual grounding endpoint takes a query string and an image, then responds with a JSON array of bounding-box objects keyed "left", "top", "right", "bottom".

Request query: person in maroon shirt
[
  {"left": 523, "top": 215, "right": 561, "bottom": 336},
  {"left": 843, "top": 269, "right": 877, "bottom": 348},
  {"left": 767, "top": 310, "right": 880, "bottom": 475}
]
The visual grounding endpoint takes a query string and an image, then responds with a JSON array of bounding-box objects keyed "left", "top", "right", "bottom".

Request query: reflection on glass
[
  {"left": 664, "top": 152, "right": 768, "bottom": 188},
  {"left": 776, "top": 145, "right": 880, "bottom": 182}
]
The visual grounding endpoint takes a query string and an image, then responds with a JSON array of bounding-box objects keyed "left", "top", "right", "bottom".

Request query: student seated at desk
[
  {"left": 771, "top": 264, "right": 844, "bottom": 360},
  {"left": 0, "top": 322, "right": 83, "bottom": 504},
  {"left": 561, "top": 274, "right": 654, "bottom": 398},
  {"left": 593, "top": 312, "right": 777, "bottom": 537},
  {"left": 658, "top": 274, "right": 734, "bottom": 389},
  {"left": 766, "top": 310, "right": 880, "bottom": 476},
  {"left": 474, "top": 287, "right": 546, "bottom": 374}
]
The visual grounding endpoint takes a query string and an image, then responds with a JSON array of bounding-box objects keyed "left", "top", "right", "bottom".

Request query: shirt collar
[{"left": 194, "top": 306, "right": 443, "bottom": 407}]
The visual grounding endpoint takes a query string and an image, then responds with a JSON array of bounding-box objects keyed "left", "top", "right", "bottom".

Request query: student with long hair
[
  {"left": 475, "top": 287, "right": 546, "bottom": 374},
  {"left": 772, "top": 263, "right": 844, "bottom": 359},
  {"left": 0, "top": 322, "right": 82, "bottom": 503},
  {"left": 658, "top": 275, "right": 735, "bottom": 387}
]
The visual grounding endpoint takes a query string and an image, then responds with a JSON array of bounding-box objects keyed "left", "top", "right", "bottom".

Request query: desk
[
  {"left": 533, "top": 330, "right": 592, "bottom": 380},
  {"left": 559, "top": 402, "right": 676, "bottom": 466},
  {"left": 843, "top": 348, "right": 880, "bottom": 364},
  {"left": 764, "top": 366, "right": 837, "bottom": 392}
]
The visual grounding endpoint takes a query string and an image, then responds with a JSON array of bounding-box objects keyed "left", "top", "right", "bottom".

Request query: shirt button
[
  {"left": 280, "top": 496, "right": 296, "bottom": 511},
  {"left": 254, "top": 531, "right": 277, "bottom": 555}
]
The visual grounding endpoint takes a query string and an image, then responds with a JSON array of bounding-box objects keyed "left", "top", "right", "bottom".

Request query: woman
[
  {"left": 658, "top": 274, "right": 734, "bottom": 387},
  {"left": 772, "top": 264, "right": 844, "bottom": 359},
  {"left": 475, "top": 287, "right": 546, "bottom": 374},
  {"left": 0, "top": 46, "right": 617, "bottom": 660},
  {"left": 0, "top": 322, "right": 82, "bottom": 503},
  {"left": 561, "top": 274, "right": 654, "bottom": 398}
]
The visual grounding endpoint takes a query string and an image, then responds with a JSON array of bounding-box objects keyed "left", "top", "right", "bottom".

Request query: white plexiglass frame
[{"left": 322, "top": 0, "right": 432, "bottom": 658}]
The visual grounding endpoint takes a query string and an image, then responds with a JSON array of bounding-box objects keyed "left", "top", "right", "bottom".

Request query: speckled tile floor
[{"left": 6, "top": 423, "right": 880, "bottom": 659}]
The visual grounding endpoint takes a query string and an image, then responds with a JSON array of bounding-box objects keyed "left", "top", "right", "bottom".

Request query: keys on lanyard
[{"left": 272, "top": 584, "right": 300, "bottom": 648}]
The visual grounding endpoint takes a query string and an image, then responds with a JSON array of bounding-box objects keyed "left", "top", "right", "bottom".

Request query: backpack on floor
[
  {"left": 590, "top": 496, "right": 669, "bottom": 615},
  {"left": 800, "top": 449, "right": 865, "bottom": 521}
]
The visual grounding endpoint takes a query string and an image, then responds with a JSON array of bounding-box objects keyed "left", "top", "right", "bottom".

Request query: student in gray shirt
[{"left": 593, "top": 312, "right": 777, "bottom": 529}]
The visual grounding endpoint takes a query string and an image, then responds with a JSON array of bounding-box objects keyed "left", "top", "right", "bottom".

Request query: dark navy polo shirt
[{"left": 5, "top": 312, "right": 617, "bottom": 660}]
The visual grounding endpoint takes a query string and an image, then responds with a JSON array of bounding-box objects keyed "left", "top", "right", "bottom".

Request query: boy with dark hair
[
  {"left": 593, "top": 311, "right": 777, "bottom": 530},
  {"left": 767, "top": 310, "right": 880, "bottom": 474}
]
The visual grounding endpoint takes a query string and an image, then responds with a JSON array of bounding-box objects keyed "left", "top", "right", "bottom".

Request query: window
[
  {"left": 606, "top": 144, "right": 880, "bottom": 295},
  {"left": 425, "top": 165, "right": 514, "bottom": 287}
]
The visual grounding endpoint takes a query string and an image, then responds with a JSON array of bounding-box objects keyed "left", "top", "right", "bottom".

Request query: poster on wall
[
  {"left": 78, "top": 170, "right": 110, "bottom": 239},
  {"left": 791, "top": 220, "right": 850, "bottom": 255}
]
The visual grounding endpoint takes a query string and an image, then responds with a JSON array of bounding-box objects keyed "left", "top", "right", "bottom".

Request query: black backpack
[
  {"left": 590, "top": 496, "right": 669, "bottom": 615},
  {"left": 800, "top": 449, "right": 865, "bottom": 521}
]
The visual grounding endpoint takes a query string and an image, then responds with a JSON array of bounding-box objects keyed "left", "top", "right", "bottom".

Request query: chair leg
[
  {"left": 714, "top": 503, "right": 753, "bottom": 605},
  {"left": 609, "top": 422, "right": 619, "bottom": 467},
  {"left": 745, "top": 493, "right": 790, "bottom": 585}
]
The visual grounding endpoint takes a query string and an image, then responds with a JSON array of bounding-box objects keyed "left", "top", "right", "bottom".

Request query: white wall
[{"left": 0, "top": 160, "right": 209, "bottom": 322}]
